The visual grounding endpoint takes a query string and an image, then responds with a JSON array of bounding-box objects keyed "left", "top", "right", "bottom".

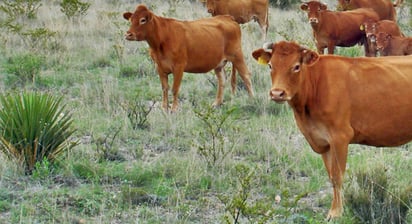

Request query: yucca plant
[{"left": 0, "top": 92, "right": 77, "bottom": 174}]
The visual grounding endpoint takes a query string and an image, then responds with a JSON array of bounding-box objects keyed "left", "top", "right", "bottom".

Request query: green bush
[
  {"left": 0, "top": 0, "right": 42, "bottom": 19},
  {"left": 60, "top": 0, "right": 90, "bottom": 19},
  {"left": 270, "top": 0, "right": 300, "bottom": 9},
  {"left": 4, "top": 53, "right": 44, "bottom": 85},
  {"left": 0, "top": 92, "right": 77, "bottom": 174}
]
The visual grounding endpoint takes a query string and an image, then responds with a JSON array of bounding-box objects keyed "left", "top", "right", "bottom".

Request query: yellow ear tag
[
  {"left": 360, "top": 25, "right": 364, "bottom": 31},
  {"left": 257, "top": 56, "right": 268, "bottom": 65}
]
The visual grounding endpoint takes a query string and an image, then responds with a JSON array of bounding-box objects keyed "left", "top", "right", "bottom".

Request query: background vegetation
[{"left": 0, "top": 0, "right": 411, "bottom": 223}]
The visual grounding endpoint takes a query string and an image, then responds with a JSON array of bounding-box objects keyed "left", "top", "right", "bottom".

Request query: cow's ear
[
  {"left": 123, "top": 12, "right": 132, "bottom": 21},
  {"left": 302, "top": 49, "right": 319, "bottom": 66},
  {"left": 300, "top": 3, "right": 308, "bottom": 11},
  {"left": 252, "top": 49, "right": 272, "bottom": 65},
  {"left": 320, "top": 3, "right": 328, "bottom": 10}
]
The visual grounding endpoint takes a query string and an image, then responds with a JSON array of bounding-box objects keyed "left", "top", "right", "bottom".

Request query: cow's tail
[
  {"left": 231, "top": 64, "right": 237, "bottom": 94},
  {"left": 393, "top": 0, "right": 403, "bottom": 7},
  {"left": 264, "top": 1, "right": 269, "bottom": 38}
]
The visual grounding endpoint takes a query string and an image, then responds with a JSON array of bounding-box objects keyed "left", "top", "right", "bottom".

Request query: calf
[
  {"left": 376, "top": 32, "right": 412, "bottom": 56},
  {"left": 300, "top": 1, "right": 379, "bottom": 55},
  {"left": 361, "top": 19, "right": 403, "bottom": 56},
  {"left": 206, "top": 0, "right": 269, "bottom": 40},
  {"left": 252, "top": 41, "right": 412, "bottom": 220},
  {"left": 123, "top": 5, "right": 254, "bottom": 112}
]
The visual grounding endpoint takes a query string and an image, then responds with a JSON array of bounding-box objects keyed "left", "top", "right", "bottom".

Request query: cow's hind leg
[
  {"left": 230, "top": 64, "right": 237, "bottom": 95},
  {"left": 212, "top": 67, "right": 225, "bottom": 107},
  {"left": 232, "top": 59, "right": 254, "bottom": 97}
]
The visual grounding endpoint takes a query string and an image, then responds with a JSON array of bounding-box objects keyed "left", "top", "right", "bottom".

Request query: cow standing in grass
[
  {"left": 123, "top": 5, "right": 254, "bottom": 112},
  {"left": 300, "top": 1, "right": 379, "bottom": 55},
  {"left": 252, "top": 41, "right": 412, "bottom": 220},
  {"left": 205, "top": 0, "right": 269, "bottom": 40}
]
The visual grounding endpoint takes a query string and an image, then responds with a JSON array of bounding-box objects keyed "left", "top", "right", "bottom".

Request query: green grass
[{"left": 0, "top": 0, "right": 411, "bottom": 223}]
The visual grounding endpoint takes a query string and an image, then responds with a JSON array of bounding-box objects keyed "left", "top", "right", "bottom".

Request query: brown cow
[
  {"left": 376, "top": 32, "right": 412, "bottom": 56},
  {"left": 206, "top": 0, "right": 269, "bottom": 40},
  {"left": 361, "top": 19, "right": 403, "bottom": 56},
  {"left": 252, "top": 41, "right": 412, "bottom": 219},
  {"left": 123, "top": 5, "right": 254, "bottom": 112},
  {"left": 337, "top": 0, "right": 403, "bottom": 21},
  {"left": 300, "top": 1, "right": 379, "bottom": 55}
]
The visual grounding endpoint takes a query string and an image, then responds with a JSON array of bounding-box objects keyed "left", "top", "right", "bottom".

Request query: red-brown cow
[
  {"left": 206, "top": 0, "right": 269, "bottom": 40},
  {"left": 361, "top": 19, "right": 403, "bottom": 56},
  {"left": 252, "top": 41, "right": 412, "bottom": 220},
  {"left": 300, "top": 1, "right": 379, "bottom": 55},
  {"left": 337, "top": 0, "right": 403, "bottom": 21},
  {"left": 376, "top": 32, "right": 412, "bottom": 56},
  {"left": 123, "top": 5, "right": 254, "bottom": 112}
]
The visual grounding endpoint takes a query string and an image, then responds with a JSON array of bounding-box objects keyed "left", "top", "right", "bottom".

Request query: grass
[{"left": 0, "top": 0, "right": 411, "bottom": 223}]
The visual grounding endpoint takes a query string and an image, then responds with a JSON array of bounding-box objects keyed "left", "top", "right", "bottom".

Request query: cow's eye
[
  {"left": 140, "top": 17, "right": 147, "bottom": 24},
  {"left": 268, "top": 63, "right": 272, "bottom": 69},
  {"left": 292, "top": 64, "right": 300, "bottom": 73}
]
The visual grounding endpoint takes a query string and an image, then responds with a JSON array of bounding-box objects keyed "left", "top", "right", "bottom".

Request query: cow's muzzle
[
  {"left": 309, "top": 18, "right": 318, "bottom": 24},
  {"left": 124, "top": 31, "right": 136, "bottom": 41},
  {"left": 270, "top": 89, "right": 290, "bottom": 103}
]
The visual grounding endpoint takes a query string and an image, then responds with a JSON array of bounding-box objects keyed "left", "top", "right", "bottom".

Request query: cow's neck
[
  {"left": 289, "top": 67, "right": 319, "bottom": 117},
  {"left": 145, "top": 16, "right": 169, "bottom": 52}
]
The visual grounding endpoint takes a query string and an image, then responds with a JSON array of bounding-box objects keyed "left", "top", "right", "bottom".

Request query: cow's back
[
  {"left": 210, "top": 0, "right": 268, "bottom": 24},
  {"left": 177, "top": 15, "right": 242, "bottom": 73},
  {"left": 338, "top": 0, "right": 396, "bottom": 21},
  {"left": 145, "top": 15, "right": 242, "bottom": 74}
]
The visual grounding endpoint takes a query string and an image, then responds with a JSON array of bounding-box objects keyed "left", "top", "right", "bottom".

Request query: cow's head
[
  {"left": 252, "top": 41, "right": 319, "bottom": 103},
  {"left": 206, "top": 0, "right": 217, "bottom": 15},
  {"left": 300, "top": 1, "right": 328, "bottom": 25},
  {"left": 123, "top": 4, "right": 153, "bottom": 41},
  {"left": 361, "top": 20, "right": 378, "bottom": 43},
  {"left": 376, "top": 32, "right": 392, "bottom": 51},
  {"left": 337, "top": 0, "right": 355, "bottom": 11}
]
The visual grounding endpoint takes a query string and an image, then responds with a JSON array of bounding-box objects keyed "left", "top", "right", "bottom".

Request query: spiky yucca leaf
[{"left": 0, "top": 92, "right": 77, "bottom": 174}]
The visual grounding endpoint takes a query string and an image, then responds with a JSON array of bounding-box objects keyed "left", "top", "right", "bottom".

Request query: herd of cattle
[{"left": 123, "top": 0, "right": 412, "bottom": 221}]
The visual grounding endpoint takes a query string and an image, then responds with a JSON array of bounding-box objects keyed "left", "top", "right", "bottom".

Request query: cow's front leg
[
  {"left": 171, "top": 69, "right": 184, "bottom": 112},
  {"left": 213, "top": 67, "right": 225, "bottom": 107},
  {"left": 321, "top": 141, "right": 349, "bottom": 220},
  {"left": 158, "top": 72, "right": 169, "bottom": 112},
  {"left": 327, "top": 42, "right": 335, "bottom": 54}
]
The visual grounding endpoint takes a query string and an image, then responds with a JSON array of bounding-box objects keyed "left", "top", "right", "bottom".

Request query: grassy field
[{"left": 0, "top": 0, "right": 411, "bottom": 223}]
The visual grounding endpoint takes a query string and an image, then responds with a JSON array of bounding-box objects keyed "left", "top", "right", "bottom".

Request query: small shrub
[
  {"left": 219, "top": 164, "right": 274, "bottom": 224},
  {"left": 270, "top": 0, "right": 300, "bottom": 9},
  {"left": 60, "top": 0, "right": 90, "bottom": 20},
  {"left": 193, "top": 106, "right": 240, "bottom": 168},
  {"left": 92, "top": 126, "right": 125, "bottom": 162},
  {"left": 4, "top": 53, "right": 44, "bottom": 85},
  {"left": 121, "top": 98, "right": 156, "bottom": 130},
  {"left": 0, "top": 92, "right": 77, "bottom": 174},
  {"left": 0, "top": 0, "right": 42, "bottom": 19}
]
